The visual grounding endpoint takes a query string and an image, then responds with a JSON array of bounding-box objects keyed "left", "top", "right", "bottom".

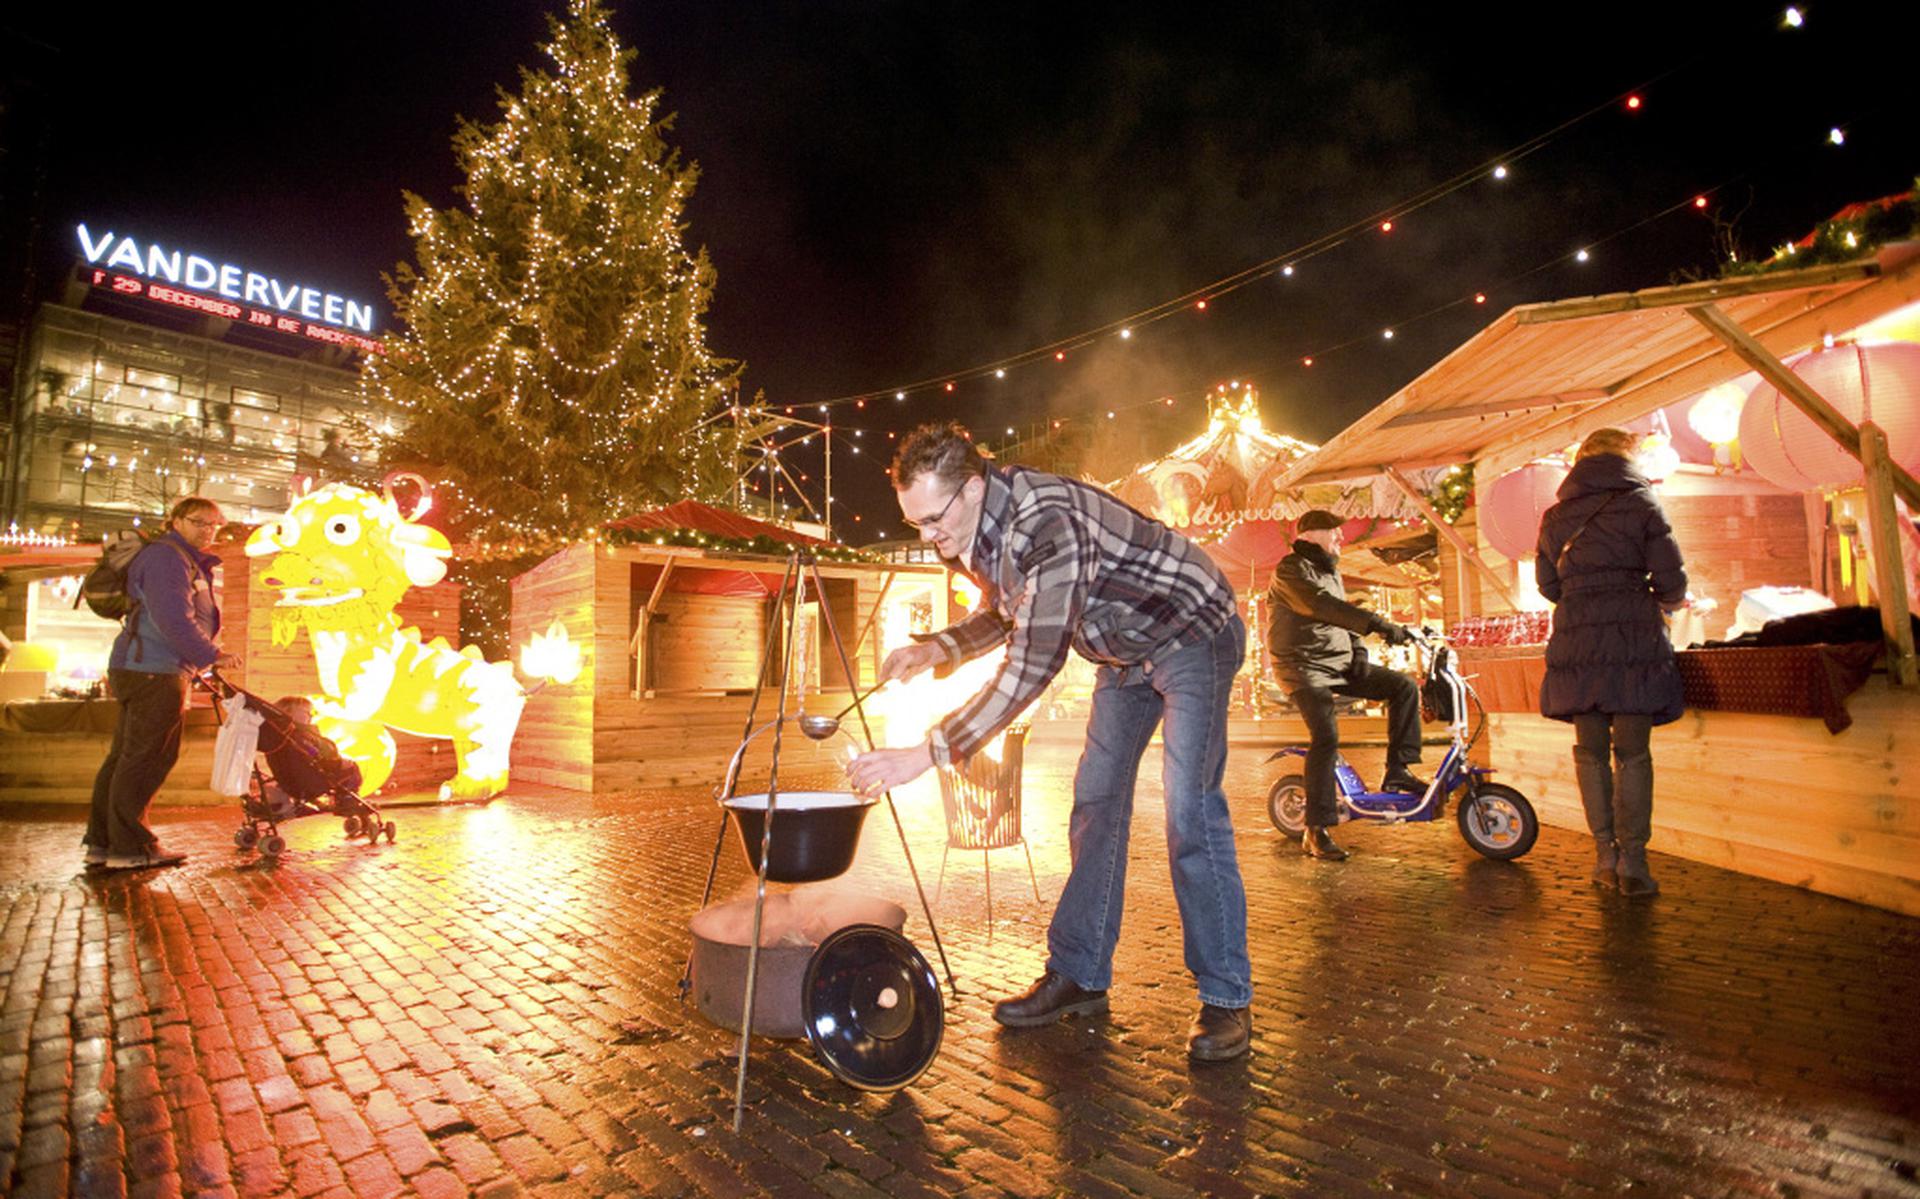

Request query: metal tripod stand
[{"left": 684, "top": 548, "right": 957, "bottom": 1131}]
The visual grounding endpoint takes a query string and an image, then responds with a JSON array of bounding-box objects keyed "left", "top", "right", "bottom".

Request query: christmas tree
[{"left": 363, "top": 0, "right": 741, "bottom": 552}]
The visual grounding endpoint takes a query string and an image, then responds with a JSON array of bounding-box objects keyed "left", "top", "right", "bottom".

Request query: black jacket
[
  {"left": 1265, "top": 540, "right": 1393, "bottom": 690},
  {"left": 1534, "top": 453, "right": 1688, "bottom": 724}
]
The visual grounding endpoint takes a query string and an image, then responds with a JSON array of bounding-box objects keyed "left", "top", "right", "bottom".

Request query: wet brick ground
[{"left": 3, "top": 737, "right": 1919, "bottom": 1198}]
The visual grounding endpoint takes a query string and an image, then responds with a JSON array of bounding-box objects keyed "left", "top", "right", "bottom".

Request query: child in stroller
[{"left": 210, "top": 676, "right": 394, "bottom": 857}]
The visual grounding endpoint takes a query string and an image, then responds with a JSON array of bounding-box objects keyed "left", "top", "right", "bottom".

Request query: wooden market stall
[
  {"left": 510, "top": 510, "right": 950, "bottom": 795},
  {"left": 1273, "top": 245, "right": 1920, "bottom": 915},
  {"left": 0, "top": 537, "right": 461, "bottom": 804}
]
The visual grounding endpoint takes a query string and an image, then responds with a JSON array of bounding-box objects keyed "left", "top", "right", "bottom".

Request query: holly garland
[
  {"left": 599, "top": 525, "right": 881, "bottom": 562},
  {"left": 1732, "top": 180, "right": 1919, "bottom": 275}
]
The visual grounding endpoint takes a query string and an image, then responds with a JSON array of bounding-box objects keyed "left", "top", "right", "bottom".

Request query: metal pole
[
  {"left": 805, "top": 555, "right": 959, "bottom": 996},
  {"left": 681, "top": 553, "right": 797, "bottom": 1005},
  {"left": 734, "top": 551, "right": 807, "bottom": 1131}
]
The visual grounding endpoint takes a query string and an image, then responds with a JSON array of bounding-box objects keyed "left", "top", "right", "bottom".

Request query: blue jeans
[{"left": 1047, "top": 616, "right": 1253, "bottom": 1009}]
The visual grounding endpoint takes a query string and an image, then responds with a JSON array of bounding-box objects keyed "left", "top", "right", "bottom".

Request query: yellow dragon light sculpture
[{"left": 245, "top": 477, "right": 576, "bottom": 800}]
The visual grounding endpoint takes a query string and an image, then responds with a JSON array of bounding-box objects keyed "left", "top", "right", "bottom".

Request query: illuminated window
[
  {"left": 124, "top": 366, "right": 180, "bottom": 392},
  {"left": 232, "top": 387, "right": 280, "bottom": 411}
]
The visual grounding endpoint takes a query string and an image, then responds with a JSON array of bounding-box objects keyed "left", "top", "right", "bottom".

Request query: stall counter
[{"left": 1456, "top": 644, "right": 1919, "bottom": 917}]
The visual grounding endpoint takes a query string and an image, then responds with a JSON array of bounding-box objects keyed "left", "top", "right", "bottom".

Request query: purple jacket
[{"left": 109, "top": 530, "right": 224, "bottom": 674}]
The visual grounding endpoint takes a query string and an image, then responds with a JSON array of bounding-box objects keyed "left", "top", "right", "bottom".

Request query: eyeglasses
[
  {"left": 179, "top": 516, "right": 224, "bottom": 530},
  {"left": 903, "top": 487, "right": 963, "bottom": 533}
]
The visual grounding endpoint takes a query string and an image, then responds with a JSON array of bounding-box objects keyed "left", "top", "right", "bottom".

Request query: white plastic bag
[{"left": 210, "top": 693, "right": 264, "bottom": 797}]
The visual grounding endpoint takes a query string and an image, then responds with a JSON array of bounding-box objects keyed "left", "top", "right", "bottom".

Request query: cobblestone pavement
[{"left": 3, "top": 737, "right": 1919, "bottom": 1198}]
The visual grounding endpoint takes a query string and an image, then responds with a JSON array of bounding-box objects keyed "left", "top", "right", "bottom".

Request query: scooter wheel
[
  {"left": 1457, "top": 782, "right": 1539, "bottom": 860},
  {"left": 1267, "top": 774, "right": 1308, "bottom": 837}
]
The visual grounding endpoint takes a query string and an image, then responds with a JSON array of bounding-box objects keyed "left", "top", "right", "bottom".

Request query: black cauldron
[{"left": 724, "top": 791, "right": 877, "bottom": 883}]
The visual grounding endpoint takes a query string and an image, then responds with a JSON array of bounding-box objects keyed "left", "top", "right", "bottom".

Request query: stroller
[{"left": 200, "top": 669, "right": 395, "bottom": 858}]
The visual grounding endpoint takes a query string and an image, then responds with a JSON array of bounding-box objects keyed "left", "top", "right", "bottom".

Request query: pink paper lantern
[
  {"left": 1739, "top": 342, "right": 1920, "bottom": 491},
  {"left": 1481, "top": 461, "right": 1568, "bottom": 561}
]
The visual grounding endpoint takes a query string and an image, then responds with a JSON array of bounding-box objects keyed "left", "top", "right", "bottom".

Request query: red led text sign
[{"left": 92, "top": 270, "right": 385, "bottom": 356}]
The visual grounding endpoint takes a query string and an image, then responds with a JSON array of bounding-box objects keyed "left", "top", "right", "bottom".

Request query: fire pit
[{"left": 688, "top": 889, "right": 906, "bottom": 1038}]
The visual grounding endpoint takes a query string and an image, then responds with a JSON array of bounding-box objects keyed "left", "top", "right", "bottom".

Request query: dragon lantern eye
[{"left": 324, "top": 514, "right": 362, "bottom": 546}]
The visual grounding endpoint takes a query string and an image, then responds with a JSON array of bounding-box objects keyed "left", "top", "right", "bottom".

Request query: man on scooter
[{"left": 1265, "top": 510, "right": 1423, "bottom": 861}]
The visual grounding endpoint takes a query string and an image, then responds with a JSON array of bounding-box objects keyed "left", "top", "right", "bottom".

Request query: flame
[
  {"left": 521, "top": 618, "right": 583, "bottom": 684},
  {"left": 865, "top": 647, "right": 1012, "bottom": 763}
]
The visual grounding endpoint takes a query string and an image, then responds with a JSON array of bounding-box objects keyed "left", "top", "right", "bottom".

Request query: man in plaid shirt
[{"left": 848, "top": 423, "right": 1253, "bottom": 1062}]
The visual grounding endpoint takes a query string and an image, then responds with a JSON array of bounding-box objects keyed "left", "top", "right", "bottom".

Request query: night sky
[{"left": 12, "top": 1, "right": 1916, "bottom": 535}]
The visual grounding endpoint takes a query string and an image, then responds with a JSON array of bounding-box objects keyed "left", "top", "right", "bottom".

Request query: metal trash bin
[{"left": 935, "top": 724, "right": 1041, "bottom": 931}]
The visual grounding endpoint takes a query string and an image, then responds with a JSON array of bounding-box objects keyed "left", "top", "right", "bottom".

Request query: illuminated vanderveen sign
[{"left": 76, "top": 223, "right": 376, "bottom": 334}]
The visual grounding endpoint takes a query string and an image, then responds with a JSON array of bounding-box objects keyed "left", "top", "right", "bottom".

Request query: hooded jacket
[
  {"left": 1265, "top": 539, "right": 1394, "bottom": 690},
  {"left": 1534, "top": 452, "right": 1688, "bottom": 724},
  {"left": 108, "top": 530, "right": 224, "bottom": 674}
]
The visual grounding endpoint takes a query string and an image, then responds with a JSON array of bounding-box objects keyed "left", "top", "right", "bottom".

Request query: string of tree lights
[
  {"left": 361, "top": 0, "right": 741, "bottom": 558},
  {"left": 762, "top": 149, "right": 1914, "bottom": 541},
  {"left": 785, "top": 5, "right": 1859, "bottom": 419}
]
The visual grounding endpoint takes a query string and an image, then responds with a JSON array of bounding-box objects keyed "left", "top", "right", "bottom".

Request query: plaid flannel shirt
[{"left": 927, "top": 466, "right": 1237, "bottom": 765}]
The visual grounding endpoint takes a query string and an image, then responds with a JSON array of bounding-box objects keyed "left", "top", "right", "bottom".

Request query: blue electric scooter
[{"left": 1265, "top": 629, "right": 1538, "bottom": 859}]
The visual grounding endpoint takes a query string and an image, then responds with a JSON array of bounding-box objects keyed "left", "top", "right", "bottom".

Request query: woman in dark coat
[{"left": 1534, "top": 427, "right": 1688, "bottom": 897}]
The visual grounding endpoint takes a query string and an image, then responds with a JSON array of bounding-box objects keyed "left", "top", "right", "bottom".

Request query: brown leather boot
[{"left": 1187, "top": 1004, "right": 1251, "bottom": 1062}]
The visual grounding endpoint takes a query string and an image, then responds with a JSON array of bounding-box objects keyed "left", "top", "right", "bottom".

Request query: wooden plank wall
[
  {"left": 650, "top": 593, "right": 767, "bottom": 692},
  {"left": 1487, "top": 680, "right": 1919, "bottom": 916},
  {"left": 1437, "top": 504, "right": 1489, "bottom": 621},
  {"left": 0, "top": 710, "right": 223, "bottom": 806},
  {"left": 1660, "top": 489, "right": 1812, "bottom": 630},
  {"left": 510, "top": 542, "right": 597, "bottom": 793},
  {"left": 589, "top": 693, "right": 877, "bottom": 793}
]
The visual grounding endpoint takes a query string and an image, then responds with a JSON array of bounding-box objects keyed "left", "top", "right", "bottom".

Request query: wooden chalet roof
[{"left": 1277, "top": 244, "right": 1920, "bottom": 488}]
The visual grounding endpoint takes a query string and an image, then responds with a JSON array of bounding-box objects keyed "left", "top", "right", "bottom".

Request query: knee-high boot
[
  {"left": 1612, "top": 747, "right": 1658, "bottom": 897},
  {"left": 1571, "top": 741, "right": 1617, "bottom": 887}
]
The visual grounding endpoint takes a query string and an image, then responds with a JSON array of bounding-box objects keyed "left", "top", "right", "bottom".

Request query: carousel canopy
[
  {"left": 1101, "top": 387, "right": 1435, "bottom": 587},
  {"left": 1276, "top": 244, "right": 1920, "bottom": 489}
]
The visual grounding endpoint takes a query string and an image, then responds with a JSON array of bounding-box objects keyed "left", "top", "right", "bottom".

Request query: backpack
[
  {"left": 75, "top": 529, "right": 190, "bottom": 622},
  {"left": 1419, "top": 642, "right": 1458, "bottom": 725}
]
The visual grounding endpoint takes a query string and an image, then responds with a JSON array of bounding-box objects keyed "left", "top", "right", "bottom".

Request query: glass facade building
[{"left": 5, "top": 303, "right": 386, "bottom": 539}]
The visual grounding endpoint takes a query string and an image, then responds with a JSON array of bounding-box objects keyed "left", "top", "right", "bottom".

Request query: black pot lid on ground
[{"left": 801, "top": 923, "right": 943, "bottom": 1092}]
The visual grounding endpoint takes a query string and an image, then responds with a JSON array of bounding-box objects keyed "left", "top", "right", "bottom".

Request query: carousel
[{"left": 1098, "top": 385, "right": 1447, "bottom": 734}]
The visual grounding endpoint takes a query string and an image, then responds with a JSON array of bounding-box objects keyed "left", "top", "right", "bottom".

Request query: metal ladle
[{"left": 796, "top": 681, "right": 890, "bottom": 741}]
